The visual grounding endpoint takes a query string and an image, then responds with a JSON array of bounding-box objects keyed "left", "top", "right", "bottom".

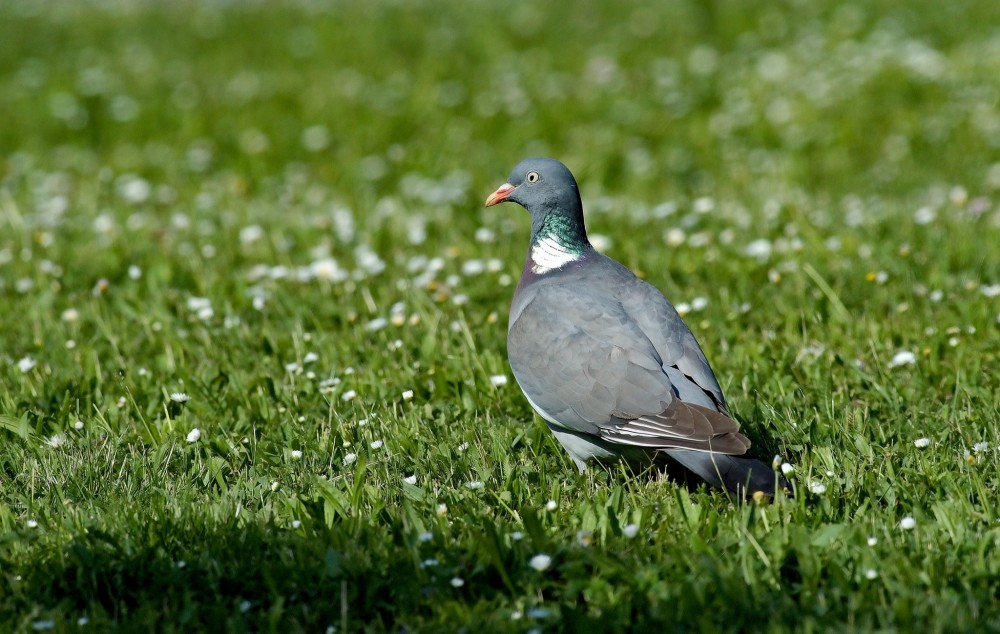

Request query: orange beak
[{"left": 485, "top": 183, "right": 515, "bottom": 207}]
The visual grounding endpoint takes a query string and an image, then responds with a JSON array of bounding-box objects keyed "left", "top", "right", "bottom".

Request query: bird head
[{"left": 485, "top": 157, "right": 582, "bottom": 216}]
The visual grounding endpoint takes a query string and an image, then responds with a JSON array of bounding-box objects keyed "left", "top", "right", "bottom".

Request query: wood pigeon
[{"left": 486, "top": 157, "right": 789, "bottom": 497}]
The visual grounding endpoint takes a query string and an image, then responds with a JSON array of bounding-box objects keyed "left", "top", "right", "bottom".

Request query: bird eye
[{"left": 526, "top": 171, "right": 540, "bottom": 183}]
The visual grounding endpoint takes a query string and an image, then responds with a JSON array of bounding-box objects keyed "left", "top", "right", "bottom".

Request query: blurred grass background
[{"left": 1, "top": 0, "right": 999, "bottom": 631}]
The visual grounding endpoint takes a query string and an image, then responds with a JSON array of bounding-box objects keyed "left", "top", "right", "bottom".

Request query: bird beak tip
[{"left": 485, "top": 183, "right": 515, "bottom": 207}]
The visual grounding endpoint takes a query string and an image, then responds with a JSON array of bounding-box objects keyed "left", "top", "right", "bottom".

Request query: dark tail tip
[{"left": 664, "top": 450, "right": 794, "bottom": 498}]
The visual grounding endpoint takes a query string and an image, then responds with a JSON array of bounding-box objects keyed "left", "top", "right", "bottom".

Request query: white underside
[{"left": 530, "top": 235, "right": 580, "bottom": 274}]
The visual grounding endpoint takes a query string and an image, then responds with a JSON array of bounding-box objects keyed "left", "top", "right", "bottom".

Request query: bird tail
[{"left": 663, "top": 449, "right": 792, "bottom": 498}]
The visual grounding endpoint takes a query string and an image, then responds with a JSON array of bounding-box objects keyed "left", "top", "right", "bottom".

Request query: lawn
[{"left": 1, "top": 0, "right": 1000, "bottom": 631}]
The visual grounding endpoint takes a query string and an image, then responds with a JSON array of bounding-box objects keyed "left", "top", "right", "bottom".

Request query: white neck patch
[{"left": 530, "top": 234, "right": 580, "bottom": 274}]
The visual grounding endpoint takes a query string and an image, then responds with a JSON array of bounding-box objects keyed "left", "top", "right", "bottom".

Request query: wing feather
[{"left": 507, "top": 281, "right": 748, "bottom": 456}]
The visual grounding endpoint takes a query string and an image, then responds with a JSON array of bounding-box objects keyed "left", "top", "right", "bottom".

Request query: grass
[{"left": 1, "top": 0, "right": 1000, "bottom": 631}]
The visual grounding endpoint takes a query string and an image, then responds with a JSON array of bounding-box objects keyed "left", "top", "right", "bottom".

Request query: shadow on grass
[
  {"left": 2, "top": 499, "right": 815, "bottom": 632},
  {"left": 5, "top": 513, "right": 465, "bottom": 631}
]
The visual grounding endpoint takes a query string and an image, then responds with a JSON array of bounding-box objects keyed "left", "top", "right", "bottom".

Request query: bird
[{"left": 485, "top": 157, "right": 789, "bottom": 497}]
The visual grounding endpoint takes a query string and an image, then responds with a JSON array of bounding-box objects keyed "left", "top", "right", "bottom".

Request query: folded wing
[{"left": 507, "top": 283, "right": 749, "bottom": 456}]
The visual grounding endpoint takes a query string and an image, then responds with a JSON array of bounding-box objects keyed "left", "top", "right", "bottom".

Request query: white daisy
[{"left": 529, "top": 554, "right": 552, "bottom": 571}]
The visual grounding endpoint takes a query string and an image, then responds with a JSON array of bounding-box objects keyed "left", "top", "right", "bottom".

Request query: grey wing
[
  {"left": 507, "top": 285, "right": 748, "bottom": 455},
  {"left": 617, "top": 269, "right": 730, "bottom": 415}
]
